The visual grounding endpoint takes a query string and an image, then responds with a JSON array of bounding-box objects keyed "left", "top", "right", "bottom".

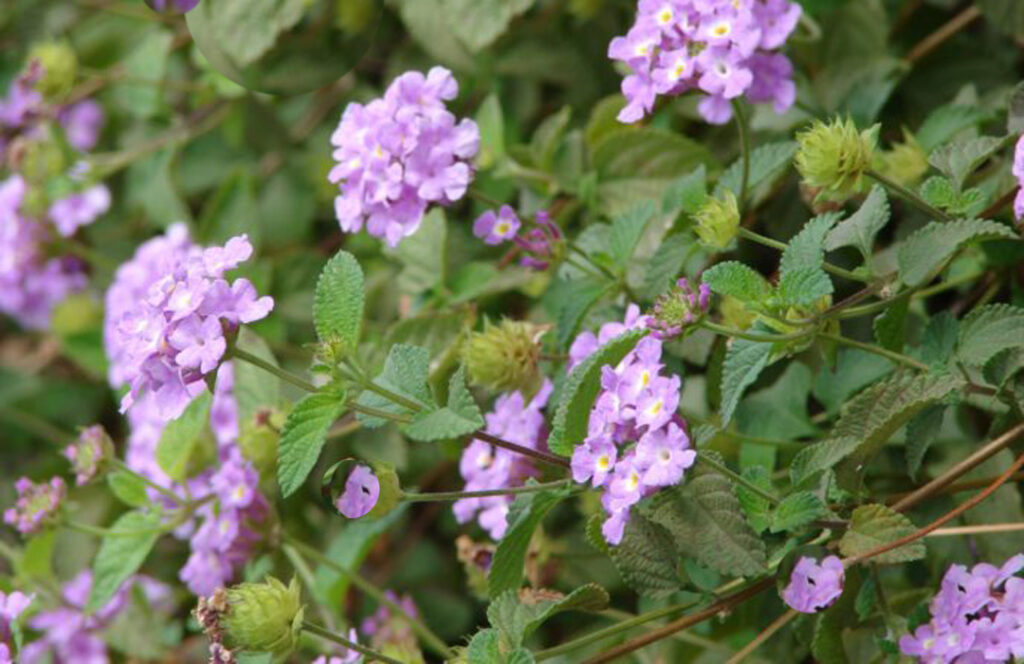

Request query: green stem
[
  {"left": 0, "top": 407, "right": 70, "bottom": 447},
  {"left": 700, "top": 320, "right": 812, "bottom": 343},
  {"left": 696, "top": 452, "right": 779, "bottom": 505},
  {"left": 402, "top": 479, "right": 573, "bottom": 503},
  {"left": 283, "top": 544, "right": 336, "bottom": 630},
  {"left": 284, "top": 538, "right": 454, "bottom": 659},
  {"left": 865, "top": 169, "right": 952, "bottom": 222},
  {"left": 736, "top": 228, "right": 868, "bottom": 283},
  {"left": 302, "top": 621, "right": 404, "bottom": 664},
  {"left": 732, "top": 100, "right": 751, "bottom": 210},
  {"left": 110, "top": 459, "right": 184, "bottom": 505},
  {"left": 64, "top": 519, "right": 177, "bottom": 538},
  {"left": 818, "top": 331, "right": 929, "bottom": 371},
  {"left": 231, "top": 348, "right": 318, "bottom": 393},
  {"left": 474, "top": 430, "right": 571, "bottom": 469},
  {"left": 348, "top": 402, "right": 414, "bottom": 424}
]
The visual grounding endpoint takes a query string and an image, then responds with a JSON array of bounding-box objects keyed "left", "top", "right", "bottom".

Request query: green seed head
[
  {"left": 694, "top": 190, "right": 740, "bottom": 250},
  {"left": 463, "top": 319, "right": 545, "bottom": 395},
  {"left": 28, "top": 41, "right": 77, "bottom": 101},
  {"left": 795, "top": 117, "right": 878, "bottom": 202},
  {"left": 221, "top": 577, "right": 304, "bottom": 661}
]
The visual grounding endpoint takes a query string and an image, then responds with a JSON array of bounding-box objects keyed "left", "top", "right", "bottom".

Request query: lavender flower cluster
[
  {"left": 454, "top": 382, "right": 552, "bottom": 539},
  {"left": 781, "top": 555, "right": 845, "bottom": 614},
  {"left": 3, "top": 476, "right": 65, "bottom": 535},
  {"left": 104, "top": 223, "right": 273, "bottom": 420},
  {"left": 609, "top": 0, "right": 802, "bottom": 124},
  {"left": 900, "top": 554, "right": 1024, "bottom": 662},
  {"left": 328, "top": 66, "right": 480, "bottom": 247},
  {"left": 1013, "top": 134, "right": 1023, "bottom": 222},
  {"left": 473, "top": 206, "right": 564, "bottom": 270},
  {"left": 0, "top": 590, "right": 32, "bottom": 664}
]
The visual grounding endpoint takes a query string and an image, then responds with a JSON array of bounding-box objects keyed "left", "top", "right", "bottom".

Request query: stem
[
  {"left": 700, "top": 320, "right": 812, "bottom": 343},
  {"left": 231, "top": 348, "right": 318, "bottom": 394},
  {"left": 302, "top": 621, "right": 404, "bottom": 664},
  {"left": 348, "top": 402, "right": 414, "bottom": 424},
  {"left": 732, "top": 100, "right": 751, "bottom": 210},
  {"left": 466, "top": 187, "right": 504, "bottom": 208},
  {"left": 110, "top": 459, "right": 183, "bottom": 505},
  {"left": 904, "top": 6, "right": 982, "bottom": 64},
  {"left": 63, "top": 519, "right": 176, "bottom": 538},
  {"left": 724, "top": 609, "right": 798, "bottom": 664},
  {"left": 926, "top": 523, "right": 1024, "bottom": 537},
  {"left": 736, "top": 228, "right": 869, "bottom": 283},
  {"left": 865, "top": 170, "right": 952, "bottom": 222},
  {"left": 817, "top": 331, "right": 930, "bottom": 371},
  {"left": 283, "top": 538, "right": 454, "bottom": 659},
  {"left": 697, "top": 452, "right": 779, "bottom": 505},
  {"left": 474, "top": 430, "right": 570, "bottom": 469},
  {"left": 402, "top": 479, "right": 573, "bottom": 503},
  {"left": 284, "top": 544, "right": 336, "bottom": 630}
]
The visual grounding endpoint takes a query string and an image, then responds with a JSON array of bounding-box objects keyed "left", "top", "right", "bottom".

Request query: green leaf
[
  {"left": 394, "top": 208, "right": 447, "bottom": 295},
  {"left": 824, "top": 185, "right": 890, "bottom": 259},
  {"left": 839, "top": 504, "right": 925, "bottom": 564},
  {"left": 770, "top": 491, "right": 828, "bottom": 533},
  {"left": 920, "top": 312, "right": 958, "bottom": 368},
  {"left": 790, "top": 436, "right": 861, "bottom": 486},
  {"left": 392, "top": 0, "right": 474, "bottom": 70},
  {"left": 156, "top": 392, "right": 213, "bottom": 482},
  {"left": 233, "top": 329, "right": 281, "bottom": 428},
  {"left": 466, "top": 628, "right": 501, "bottom": 664},
  {"left": 547, "top": 329, "right": 647, "bottom": 456},
  {"left": 442, "top": 0, "right": 535, "bottom": 52},
  {"left": 86, "top": 510, "right": 162, "bottom": 611},
  {"left": 593, "top": 127, "right": 716, "bottom": 179},
  {"left": 873, "top": 294, "right": 909, "bottom": 352},
  {"left": 719, "top": 337, "right": 774, "bottom": 426},
  {"left": 780, "top": 213, "right": 842, "bottom": 276},
  {"left": 475, "top": 93, "right": 505, "bottom": 169},
  {"left": 313, "top": 250, "right": 365, "bottom": 354},
  {"left": 640, "top": 234, "right": 697, "bottom": 301},
  {"left": 777, "top": 267, "right": 834, "bottom": 306},
  {"left": 812, "top": 350, "right": 893, "bottom": 415},
  {"left": 928, "top": 135, "right": 1007, "bottom": 191},
  {"left": 488, "top": 584, "right": 609, "bottom": 651},
  {"left": 530, "top": 106, "right": 571, "bottom": 171},
  {"left": 661, "top": 166, "right": 708, "bottom": 215},
  {"left": 898, "top": 219, "right": 1017, "bottom": 287},
  {"left": 642, "top": 464, "right": 766, "bottom": 576},
  {"left": 488, "top": 485, "right": 570, "bottom": 598},
  {"left": 554, "top": 278, "right": 614, "bottom": 351},
  {"left": 956, "top": 304, "right": 1024, "bottom": 367},
  {"left": 277, "top": 385, "right": 348, "bottom": 498},
  {"left": 919, "top": 177, "right": 986, "bottom": 218},
  {"left": 715, "top": 141, "right": 797, "bottom": 201},
  {"left": 355, "top": 344, "right": 433, "bottom": 428},
  {"left": 107, "top": 471, "right": 149, "bottom": 508},
  {"left": 737, "top": 363, "right": 818, "bottom": 441},
  {"left": 109, "top": 28, "right": 173, "bottom": 118},
  {"left": 735, "top": 466, "right": 773, "bottom": 534},
  {"left": 607, "top": 511, "right": 681, "bottom": 596},
  {"left": 905, "top": 404, "right": 946, "bottom": 480},
  {"left": 978, "top": 0, "right": 1024, "bottom": 41},
  {"left": 189, "top": 0, "right": 305, "bottom": 67},
  {"left": 404, "top": 367, "right": 483, "bottom": 442},
  {"left": 608, "top": 202, "right": 655, "bottom": 270},
  {"left": 703, "top": 261, "right": 772, "bottom": 303},
  {"left": 915, "top": 104, "right": 992, "bottom": 152}
]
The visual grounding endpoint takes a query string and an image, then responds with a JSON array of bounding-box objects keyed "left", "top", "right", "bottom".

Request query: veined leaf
[
  {"left": 608, "top": 201, "right": 655, "bottom": 270},
  {"left": 715, "top": 140, "right": 797, "bottom": 201},
  {"left": 780, "top": 213, "right": 842, "bottom": 276},
  {"left": 703, "top": 261, "right": 772, "bottom": 303},
  {"left": 607, "top": 511, "right": 681, "bottom": 596},
  {"left": 86, "top": 510, "right": 162, "bottom": 611},
  {"left": 839, "top": 503, "right": 925, "bottom": 564},
  {"left": 488, "top": 584, "right": 609, "bottom": 651},
  {"left": 769, "top": 491, "right": 828, "bottom": 533},
  {"left": 156, "top": 392, "right": 213, "bottom": 483},
  {"left": 313, "top": 250, "right": 364, "bottom": 354},
  {"left": 404, "top": 366, "right": 483, "bottom": 442},
  {"left": 719, "top": 336, "right": 774, "bottom": 426},
  {"left": 956, "top": 304, "right": 1024, "bottom": 367},
  {"left": 897, "top": 219, "right": 1017, "bottom": 286},
  {"left": 777, "top": 267, "right": 834, "bottom": 306},
  {"left": 277, "top": 385, "right": 348, "bottom": 498},
  {"left": 488, "top": 484, "right": 570, "bottom": 597},
  {"left": 824, "top": 185, "right": 890, "bottom": 260},
  {"left": 355, "top": 344, "right": 433, "bottom": 428},
  {"left": 928, "top": 135, "right": 1007, "bottom": 191}
]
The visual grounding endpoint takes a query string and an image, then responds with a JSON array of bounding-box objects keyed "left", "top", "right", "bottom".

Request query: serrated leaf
[
  {"left": 233, "top": 329, "right": 281, "bottom": 428},
  {"left": 790, "top": 436, "right": 861, "bottom": 485},
  {"left": 780, "top": 213, "right": 842, "bottom": 276},
  {"left": 355, "top": 345, "right": 433, "bottom": 428},
  {"left": 107, "top": 471, "right": 149, "bottom": 508},
  {"left": 928, "top": 135, "right": 1007, "bottom": 191},
  {"left": 824, "top": 185, "right": 890, "bottom": 259},
  {"left": 156, "top": 392, "right": 213, "bottom": 482},
  {"left": 554, "top": 278, "right": 613, "bottom": 350},
  {"left": 735, "top": 466, "right": 774, "bottom": 534},
  {"left": 467, "top": 628, "right": 501, "bottom": 664},
  {"left": 86, "top": 510, "right": 162, "bottom": 611},
  {"left": 703, "top": 261, "right": 772, "bottom": 303},
  {"left": 905, "top": 404, "right": 946, "bottom": 480},
  {"left": 839, "top": 504, "right": 925, "bottom": 563},
  {"left": 642, "top": 466, "right": 766, "bottom": 576},
  {"left": 777, "top": 267, "right": 834, "bottom": 306},
  {"left": 641, "top": 234, "right": 696, "bottom": 300},
  {"left": 873, "top": 295, "right": 909, "bottom": 352},
  {"left": 916, "top": 105, "right": 992, "bottom": 152},
  {"left": 920, "top": 311, "right": 958, "bottom": 369},
  {"left": 956, "top": 304, "right": 1024, "bottom": 367},
  {"left": 719, "top": 336, "right": 774, "bottom": 426},
  {"left": 313, "top": 250, "right": 364, "bottom": 353},
  {"left": 608, "top": 511, "right": 681, "bottom": 595},
  {"left": 404, "top": 367, "right": 483, "bottom": 442},
  {"left": 488, "top": 584, "right": 609, "bottom": 651},
  {"left": 898, "top": 219, "right": 1017, "bottom": 286},
  {"left": 488, "top": 485, "right": 570, "bottom": 598},
  {"left": 608, "top": 201, "right": 655, "bottom": 270},
  {"left": 547, "top": 329, "right": 647, "bottom": 456},
  {"left": 661, "top": 166, "right": 708, "bottom": 215},
  {"left": 770, "top": 491, "right": 828, "bottom": 533},
  {"left": 277, "top": 385, "right": 347, "bottom": 498},
  {"left": 715, "top": 140, "right": 797, "bottom": 201}
]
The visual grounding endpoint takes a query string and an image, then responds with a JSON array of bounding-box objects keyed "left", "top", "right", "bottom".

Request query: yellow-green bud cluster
[
  {"left": 221, "top": 577, "right": 304, "bottom": 661},
  {"left": 876, "top": 130, "right": 928, "bottom": 187},
  {"left": 463, "top": 319, "right": 545, "bottom": 395},
  {"left": 795, "top": 117, "right": 878, "bottom": 202},
  {"left": 694, "top": 190, "right": 740, "bottom": 250},
  {"left": 28, "top": 41, "right": 77, "bottom": 101}
]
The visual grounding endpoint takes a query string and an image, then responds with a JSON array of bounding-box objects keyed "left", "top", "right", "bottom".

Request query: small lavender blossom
[
  {"left": 58, "top": 99, "right": 104, "bottom": 152},
  {"left": 47, "top": 184, "right": 110, "bottom": 237},
  {"left": 64, "top": 425, "right": 113, "bottom": 485},
  {"left": 0, "top": 61, "right": 43, "bottom": 131},
  {"left": 336, "top": 465, "right": 381, "bottom": 519},
  {"left": 312, "top": 629, "right": 361, "bottom": 664},
  {"left": 609, "top": 0, "right": 801, "bottom": 125},
  {"left": 328, "top": 66, "right": 480, "bottom": 247},
  {"left": 473, "top": 205, "right": 521, "bottom": 245},
  {"left": 781, "top": 555, "right": 845, "bottom": 614},
  {"left": 1013, "top": 134, "right": 1024, "bottom": 221},
  {"left": 4, "top": 477, "right": 65, "bottom": 535}
]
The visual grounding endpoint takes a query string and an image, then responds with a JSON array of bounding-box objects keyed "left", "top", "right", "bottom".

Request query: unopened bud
[
  {"left": 27, "top": 42, "right": 77, "bottom": 101},
  {"left": 64, "top": 425, "right": 114, "bottom": 486},
  {"left": 795, "top": 117, "right": 878, "bottom": 202},
  {"left": 694, "top": 190, "right": 739, "bottom": 250},
  {"left": 876, "top": 130, "right": 928, "bottom": 187},
  {"left": 648, "top": 278, "right": 711, "bottom": 338},
  {"left": 463, "top": 319, "right": 545, "bottom": 395},
  {"left": 220, "top": 577, "right": 304, "bottom": 660}
]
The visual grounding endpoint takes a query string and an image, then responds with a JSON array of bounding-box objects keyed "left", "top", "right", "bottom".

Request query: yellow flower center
[
  {"left": 496, "top": 222, "right": 510, "bottom": 235},
  {"left": 657, "top": 8, "right": 673, "bottom": 25},
  {"left": 596, "top": 455, "right": 610, "bottom": 471},
  {"left": 712, "top": 21, "right": 731, "bottom": 37}
]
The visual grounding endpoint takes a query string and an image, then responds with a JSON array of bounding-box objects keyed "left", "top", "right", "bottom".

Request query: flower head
[
  {"left": 1013, "top": 133, "right": 1024, "bottom": 222},
  {"left": 337, "top": 465, "right": 381, "bottom": 519},
  {"left": 219, "top": 577, "right": 304, "bottom": 660},
  {"left": 463, "top": 319, "right": 545, "bottom": 394},
  {"left": 4, "top": 476, "right": 65, "bottom": 535},
  {"left": 328, "top": 66, "right": 479, "bottom": 247},
  {"left": 796, "top": 117, "right": 878, "bottom": 202},
  {"left": 648, "top": 277, "right": 711, "bottom": 338},
  {"left": 694, "top": 190, "right": 739, "bottom": 249},
  {"left": 64, "top": 425, "right": 114, "bottom": 485},
  {"left": 473, "top": 205, "right": 521, "bottom": 245},
  {"left": 781, "top": 555, "right": 845, "bottom": 614}
]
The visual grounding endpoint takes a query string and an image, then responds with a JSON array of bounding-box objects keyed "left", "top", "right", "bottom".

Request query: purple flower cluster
[
  {"left": 454, "top": 382, "right": 553, "bottom": 540},
  {"left": 472, "top": 206, "right": 564, "bottom": 271},
  {"left": 4, "top": 476, "right": 65, "bottom": 535},
  {"left": 781, "top": 555, "right": 845, "bottom": 614},
  {"left": 0, "top": 590, "right": 32, "bottom": 664},
  {"left": 609, "top": 0, "right": 802, "bottom": 124},
  {"left": 568, "top": 306, "right": 695, "bottom": 545},
  {"left": 21, "top": 571, "right": 171, "bottom": 664},
  {"left": 104, "top": 224, "right": 272, "bottom": 420},
  {"left": 568, "top": 304, "right": 649, "bottom": 370},
  {"left": 1013, "top": 134, "right": 1023, "bottom": 221},
  {"left": 63, "top": 425, "right": 111, "bottom": 486},
  {"left": 337, "top": 465, "right": 381, "bottom": 519},
  {"left": 900, "top": 554, "right": 1024, "bottom": 662},
  {"left": 328, "top": 66, "right": 480, "bottom": 247}
]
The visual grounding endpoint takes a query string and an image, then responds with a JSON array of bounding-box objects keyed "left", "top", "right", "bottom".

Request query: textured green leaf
[
  {"left": 313, "top": 250, "right": 364, "bottom": 353},
  {"left": 873, "top": 294, "right": 909, "bottom": 352},
  {"left": 475, "top": 93, "right": 505, "bottom": 169},
  {"left": 777, "top": 267, "right": 834, "bottom": 306},
  {"left": 719, "top": 337, "right": 774, "bottom": 426},
  {"left": 488, "top": 584, "right": 609, "bottom": 650},
  {"left": 839, "top": 504, "right": 925, "bottom": 563},
  {"left": 770, "top": 491, "right": 828, "bottom": 533},
  {"left": 156, "top": 392, "right": 213, "bottom": 482},
  {"left": 737, "top": 362, "right": 818, "bottom": 441},
  {"left": 404, "top": 367, "right": 483, "bottom": 442},
  {"left": 608, "top": 511, "right": 681, "bottom": 596},
  {"left": 394, "top": 208, "right": 447, "bottom": 295},
  {"left": 609, "top": 202, "right": 655, "bottom": 270},
  {"left": 640, "top": 234, "right": 696, "bottom": 300},
  {"left": 466, "top": 628, "right": 501, "bottom": 664},
  {"left": 355, "top": 345, "right": 433, "bottom": 428},
  {"left": 232, "top": 329, "right": 281, "bottom": 429},
  {"left": 916, "top": 105, "right": 992, "bottom": 152},
  {"left": 393, "top": 0, "right": 475, "bottom": 70},
  {"left": 643, "top": 465, "right": 766, "bottom": 576},
  {"left": 715, "top": 141, "right": 797, "bottom": 200},
  {"left": 442, "top": 0, "right": 535, "bottom": 52},
  {"left": 489, "top": 485, "right": 570, "bottom": 598},
  {"left": 554, "top": 278, "right": 613, "bottom": 350},
  {"left": 703, "top": 261, "right": 772, "bottom": 303},
  {"left": 277, "top": 385, "right": 347, "bottom": 498},
  {"left": 661, "top": 167, "right": 708, "bottom": 215},
  {"left": 824, "top": 185, "right": 890, "bottom": 259},
  {"left": 790, "top": 436, "right": 861, "bottom": 485},
  {"left": 905, "top": 404, "right": 946, "bottom": 480},
  {"left": 898, "top": 219, "right": 1017, "bottom": 286},
  {"left": 107, "top": 472, "right": 149, "bottom": 508},
  {"left": 735, "top": 466, "right": 773, "bottom": 534},
  {"left": 920, "top": 312, "right": 958, "bottom": 368},
  {"left": 928, "top": 135, "right": 1007, "bottom": 191},
  {"left": 548, "top": 329, "right": 647, "bottom": 456},
  {"left": 780, "top": 213, "right": 842, "bottom": 276},
  {"left": 812, "top": 349, "right": 893, "bottom": 415},
  {"left": 593, "top": 127, "right": 717, "bottom": 181},
  {"left": 956, "top": 304, "right": 1024, "bottom": 367},
  {"left": 86, "top": 511, "right": 161, "bottom": 611},
  {"left": 189, "top": 0, "right": 305, "bottom": 68},
  {"left": 919, "top": 176, "right": 987, "bottom": 217}
]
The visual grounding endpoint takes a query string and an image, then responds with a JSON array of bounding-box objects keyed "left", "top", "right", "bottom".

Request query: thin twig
[
  {"left": 904, "top": 6, "right": 982, "bottom": 64},
  {"left": 724, "top": 609, "right": 799, "bottom": 664}
]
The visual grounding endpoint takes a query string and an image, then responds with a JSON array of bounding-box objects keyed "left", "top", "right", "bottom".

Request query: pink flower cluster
[
  {"left": 4, "top": 476, "right": 65, "bottom": 535},
  {"left": 0, "top": 589, "right": 32, "bottom": 664},
  {"left": 900, "top": 554, "right": 1024, "bottom": 663},
  {"left": 104, "top": 224, "right": 273, "bottom": 420},
  {"left": 781, "top": 555, "right": 845, "bottom": 614},
  {"left": 454, "top": 382, "right": 552, "bottom": 540},
  {"left": 328, "top": 67, "right": 480, "bottom": 247},
  {"left": 1013, "top": 134, "right": 1023, "bottom": 221},
  {"left": 569, "top": 305, "right": 694, "bottom": 545},
  {"left": 609, "top": 0, "right": 801, "bottom": 124}
]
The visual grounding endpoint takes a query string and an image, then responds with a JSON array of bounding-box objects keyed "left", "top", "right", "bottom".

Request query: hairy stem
[
  {"left": 865, "top": 169, "right": 952, "bottom": 222},
  {"left": 817, "top": 331, "right": 930, "bottom": 371}
]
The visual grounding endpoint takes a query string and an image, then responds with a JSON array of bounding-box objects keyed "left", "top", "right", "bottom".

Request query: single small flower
[
  {"left": 795, "top": 117, "right": 878, "bottom": 202},
  {"left": 4, "top": 476, "right": 66, "bottom": 535},
  {"left": 64, "top": 425, "right": 114, "bottom": 485},
  {"left": 0, "top": 589, "right": 32, "bottom": 654},
  {"left": 1012, "top": 133, "right": 1024, "bottom": 222},
  {"left": 219, "top": 577, "right": 304, "bottom": 660},
  {"left": 648, "top": 277, "right": 711, "bottom": 338},
  {"left": 635, "top": 421, "right": 695, "bottom": 488},
  {"left": 694, "top": 190, "right": 740, "bottom": 250},
  {"left": 337, "top": 465, "right": 380, "bottom": 519},
  {"left": 781, "top": 555, "right": 845, "bottom": 614},
  {"left": 473, "top": 205, "right": 521, "bottom": 245},
  {"left": 462, "top": 319, "right": 545, "bottom": 394},
  {"left": 571, "top": 436, "right": 618, "bottom": 487}
]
